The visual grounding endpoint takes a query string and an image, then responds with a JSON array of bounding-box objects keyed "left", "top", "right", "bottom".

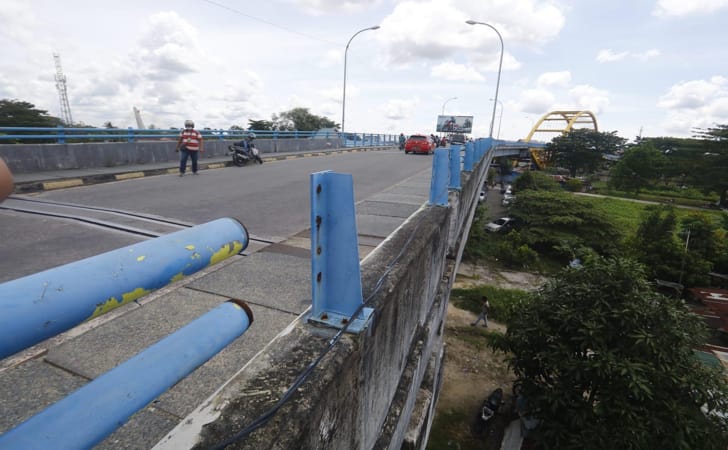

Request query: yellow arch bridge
[{"left": 524, "top": 110, "right": 598, "bottom": 169}]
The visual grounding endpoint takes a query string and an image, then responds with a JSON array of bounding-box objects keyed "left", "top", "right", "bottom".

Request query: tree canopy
[
  {"left": 0, "top": 99, "right": 62, "bottom": 128},
  {"left": 270, "top": 107, "right": 338, "bottom": 132},
  {"left": 546, "top": 129, "right": 626, "bottom": 177},
  {"left": 491, "top": 257, "right": 728, "bottom": 450},
  {"left": 608, "top": 141, "right": 667, "bottom": 194}
]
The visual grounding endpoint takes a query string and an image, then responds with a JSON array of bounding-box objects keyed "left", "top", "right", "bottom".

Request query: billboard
[{"left": 436, "top": 115, "right": 473, "bottom": 133}]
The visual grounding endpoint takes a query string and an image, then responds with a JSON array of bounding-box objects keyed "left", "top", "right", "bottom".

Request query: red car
[{"left": 404, "top": 134, "right": 435, "bottom": 154}]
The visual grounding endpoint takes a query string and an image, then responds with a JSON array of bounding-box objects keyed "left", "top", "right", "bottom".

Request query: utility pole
[{"left": 53, "top": 53, "right": 73, "bottom": 126}]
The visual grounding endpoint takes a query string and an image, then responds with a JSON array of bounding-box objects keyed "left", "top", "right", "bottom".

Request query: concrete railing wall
[
  {"left": 0, "top": 138, "right": 344, "bottom": 174},
  {"left": 156, "top": 151, "right": 490, "bottom": 449}
]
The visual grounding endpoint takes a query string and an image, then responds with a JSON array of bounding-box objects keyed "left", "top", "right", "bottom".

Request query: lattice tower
[{"left": 53, "top": 53, "right": 73, "bottom": 126}]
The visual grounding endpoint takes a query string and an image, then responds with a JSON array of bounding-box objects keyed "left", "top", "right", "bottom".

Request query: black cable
[{"left": 208, "top": 214, "right": 427, "bottom": 449}]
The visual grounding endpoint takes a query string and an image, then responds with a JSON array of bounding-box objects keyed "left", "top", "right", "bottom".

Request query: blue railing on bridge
[{"left": 0, "top": 126, "right": 396, "bottom": 147}]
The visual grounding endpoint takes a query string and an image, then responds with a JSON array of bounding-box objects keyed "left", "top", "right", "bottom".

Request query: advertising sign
[{"left": 436, "top": 115, "right": 473, "bottom": 133}]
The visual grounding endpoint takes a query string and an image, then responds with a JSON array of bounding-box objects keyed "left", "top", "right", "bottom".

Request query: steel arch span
[{"left": 524, "top": 110, "right": 598, "bottom": 169}]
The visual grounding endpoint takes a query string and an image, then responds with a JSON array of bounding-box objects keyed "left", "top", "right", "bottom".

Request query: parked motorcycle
[
  {"left": 228, "top": 138, "right": 263, "bottom": 166},
  {"left": 480, "top": 387, "right": 503, "bottom": 423}
]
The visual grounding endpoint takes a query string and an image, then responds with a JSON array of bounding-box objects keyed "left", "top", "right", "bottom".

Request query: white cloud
[
  {"left": 291, "top": 0, "right": 383, "bottom": 14},
  {"left": 653, "top": 0, "right": 728, "bottom": 16},
  {"left": 382, "top": 97, "right": 420, "bottom": 120},
  {"left": 596, "top": 49, "right": 629, "bottom": 63},
  {"left": 377, "top": 0, "right": 564, "bottom": 66},
  {"left": 518, "top": 89, "right": 556, "bottom": 114},
  {"left": 431, "top": 61, "right": 485, "bottom": 82},
  {"left": 537, "top": 71, "right": 571, "bottom": 88},
  {"left": 657, "top": 76, "right": 727, "bottom": 109},
  {"left": 597, "top": 48, "right": 660, "bottom": 63},
  {"left": 568, "top": 84, "right": 610, "bottom": 114}
]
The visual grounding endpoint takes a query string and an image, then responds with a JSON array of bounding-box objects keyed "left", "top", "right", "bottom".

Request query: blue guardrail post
[
  {"left": 309, "top": 171, "right": 373, "bottom": 333},
  {"left": 428, "top": 149, "right": 449, "bottom": 206},
  {"left": 449, "top": 144, "right": 462, "bottom": 190},
  {"left": 464, "top": 141, "right": 475, "bottom": 172}
]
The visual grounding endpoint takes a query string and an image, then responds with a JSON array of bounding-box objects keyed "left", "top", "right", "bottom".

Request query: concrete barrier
[
  {"left": 155, "top": 147, "right": 490, "bottom": 449},
  {"left": 0, "top": 138, "right": 346, "bottom": 174}
]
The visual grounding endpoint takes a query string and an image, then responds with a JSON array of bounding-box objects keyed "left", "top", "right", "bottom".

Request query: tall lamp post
[
  {"left": 342, "top": 25, "right": 380, "bottom": 134},
  {"left": 466, "top": 20, "right": 504, "bottom": 138},
  {"left": 441, "top": 96, "right": 457, "bottom": 115},
  {"left": 490, "top": 98, "right": 503, "bottom": 139}
]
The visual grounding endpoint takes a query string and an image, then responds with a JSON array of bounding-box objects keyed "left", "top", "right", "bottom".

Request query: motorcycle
[
  {"left": 228, "top": 141, "right": 263, "bottom": 166},
  {"left": 480, "top": 387, "right": 503, "bottom": 423}
]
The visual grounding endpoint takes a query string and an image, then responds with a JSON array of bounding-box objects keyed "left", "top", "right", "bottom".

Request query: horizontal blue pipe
[
  {"left": 0, "top": 217, "right": 248, "bottom": 359},
  {"left": 0, "top": 300, "right": 253, "bottom": 450}
]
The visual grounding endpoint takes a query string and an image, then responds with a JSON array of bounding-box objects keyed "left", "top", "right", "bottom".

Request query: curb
[{"left": 12, "top": 146, "right": 393, "bottom": 194}]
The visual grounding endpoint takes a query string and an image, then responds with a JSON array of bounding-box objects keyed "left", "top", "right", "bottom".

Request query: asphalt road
[{"left": 0, "top": 149, "right": 433, "bottom": 282}]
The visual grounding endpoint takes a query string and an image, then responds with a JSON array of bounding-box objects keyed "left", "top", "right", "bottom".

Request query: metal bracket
[{"left": 309, "top": 171, "right": 373, "bottom": 333}]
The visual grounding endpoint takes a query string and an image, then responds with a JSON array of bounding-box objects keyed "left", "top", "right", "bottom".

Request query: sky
[{"left": 2, "top": 0, "right": 727, "bottom": 142}]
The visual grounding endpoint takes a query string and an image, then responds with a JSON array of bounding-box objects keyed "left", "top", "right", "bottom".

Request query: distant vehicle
[
  {"left": 502, "top": 194, "right": 516, "bottom": 206},
  {"left": 310, "top": 128, "right": 339, "bottom": 139},
  {"left": 485, "top": 217, "right": 512, "bottom": 232},
  {"left": 449, "top": 133, "right": 466, "bottom": 145},
  {"left": 404, "top": 134, "right": 435, "bottom": 155}
]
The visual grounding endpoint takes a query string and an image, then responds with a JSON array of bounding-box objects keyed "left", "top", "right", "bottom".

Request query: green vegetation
[
  {"left": 451, "top": 285, "right": 530, "bottom": 324},
  {"left": 490, "top": 257, "right": 728, "bottom": 450}
]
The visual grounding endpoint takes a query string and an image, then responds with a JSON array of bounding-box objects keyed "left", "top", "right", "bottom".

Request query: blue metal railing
[{"left": 0, "top": 126, "right": 397, "bottom": 146}]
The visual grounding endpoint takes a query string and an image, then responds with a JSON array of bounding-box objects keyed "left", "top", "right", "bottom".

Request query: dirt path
[{"left": 430, "top": 263, "right": 546, "bottom": 449}]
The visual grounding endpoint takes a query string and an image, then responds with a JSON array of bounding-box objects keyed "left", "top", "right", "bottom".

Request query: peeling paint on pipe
[
  {"left": 0, "top": 300, "right": 253, "bottom": 450},
  {"left": 0, "top": 217, "right": 248, "bottom": 359}
]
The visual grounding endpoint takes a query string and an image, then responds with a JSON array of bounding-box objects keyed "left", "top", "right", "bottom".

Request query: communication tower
[
  {"left": 133, "top": 107, "right": 146, "bottom": 129},
  {"left": 53, "top": 53, "right": 73, "bottom": 126}
]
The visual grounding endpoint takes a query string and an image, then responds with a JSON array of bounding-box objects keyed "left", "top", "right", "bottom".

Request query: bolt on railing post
[
  {"left": 309, "top": 171, "right": 373, "bottom": 333},
  {"left": 449, "top": 145, "right": 462, "bottom": 190},
  {"left": 428, "top": 149, "right": 450, "bottom": 206}
]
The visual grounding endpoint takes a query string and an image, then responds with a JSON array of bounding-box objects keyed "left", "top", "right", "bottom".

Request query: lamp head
[
  {"left": 370, "top": 25, "right": 381, "bottom": 30},
  {"left": 465, "top": 20, "right": 478, "bottom": 25}
]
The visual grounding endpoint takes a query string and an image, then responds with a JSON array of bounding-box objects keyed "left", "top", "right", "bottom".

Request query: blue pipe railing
[
  {"left": 0, "top": 300, "right": 253, "bottom": 450},
  {"left": 0, "top": 126, "right": 396, "bottom": 146},
  {"left": 0, "top": 217, "right": 249, "bottom": 359}
]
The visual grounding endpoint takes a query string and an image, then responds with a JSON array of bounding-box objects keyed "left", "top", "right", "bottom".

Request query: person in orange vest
[{"left": 175, "top": 119, "right": 204, "bottom": 176}]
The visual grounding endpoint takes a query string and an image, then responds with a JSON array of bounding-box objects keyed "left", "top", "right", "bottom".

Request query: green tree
[
  {"left": 272, "top": 107, "right": 338, "bottom": 132},
  {"left": 679, "top": 213, "right": 726, "bottom": 286},
  {"left": 609, "top": 141, "right": 667, "bottom": 194},
  {"left": 627, "top": 205, "right": 683, "bottom": 282},
  {"left": 491, "top": 257, "right": 728, "bottom": 450},
  {"left": 694, "top": 124, "right": 728, "bottom": 207},
  {"left": 0, "top": 99, "right": 62, "bottom": 127},
  {"left": 512, "top": 170, "right": 560, "bottom": 192},
  {"left": 546, "top": 129, "right": 626, "bottom": 177},
  {"left": 246, "top": 120, "right": 273, "bottom": 131},
  {"left": 508, "top": 190, "right": 622, "bottom": 262}
]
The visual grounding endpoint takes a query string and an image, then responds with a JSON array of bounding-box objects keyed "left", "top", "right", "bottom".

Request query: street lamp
[
  {"left": 490, "top": 98, "right": 503, "bottom": 139},
  {"left": 466, "top": 20, "right": 504, "bottom": 138},
  {"left": 441, "top": 96, "right": 457, "bottom": 115},
  {"left": 342, "top": 25, "right": 380, "bottom": 134}
]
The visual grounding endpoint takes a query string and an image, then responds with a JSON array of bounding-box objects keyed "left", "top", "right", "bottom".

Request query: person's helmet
[
  {"left": 184, "top": 119, "right": 194, "bottom": 128},
  {"left": 246, "top": 132, "right": 256, "bottom": 140}
]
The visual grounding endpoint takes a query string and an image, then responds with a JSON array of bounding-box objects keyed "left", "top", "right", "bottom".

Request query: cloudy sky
[{"left": 2, "top": 0, "right": 727, "bottom": 141}]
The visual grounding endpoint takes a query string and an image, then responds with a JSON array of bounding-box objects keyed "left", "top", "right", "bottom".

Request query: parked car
[
  {"left": 485, "top": 217, "right": 512, "bottom": 232},
  {"left": 502, "top": 194, "right": 516, "bottom": 206},
  {"left": 449, "top": 133, "right": 466, "bottom": 145},
  {"left": 404, "top": 134, "right": 435, "bottom": 154}
]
